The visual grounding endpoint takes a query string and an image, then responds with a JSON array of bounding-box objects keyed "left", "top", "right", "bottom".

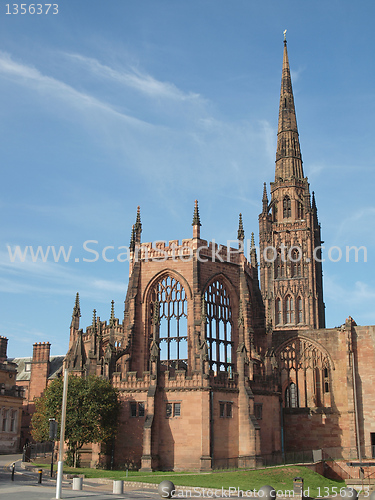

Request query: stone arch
[
  {"left": 142, "top": 268, "right": 193, "bottom": 304},
  {"left": 145, "top": 272, "right": 189, "bottom": 371},
  {"left": 202, "top": 274, "right": 237, "bottom": 376},
  {"left": 275, "top": 336, "right": 334, "bottom": 408}
]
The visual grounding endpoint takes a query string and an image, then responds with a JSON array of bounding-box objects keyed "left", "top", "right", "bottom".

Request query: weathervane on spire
[{"left": 283, "top": 29, "right": 287, "bottom": 42}]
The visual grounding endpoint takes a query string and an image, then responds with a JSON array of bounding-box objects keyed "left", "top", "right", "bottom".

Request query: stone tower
[
  {"left": 259, "top": 38, "right": 325, "bottom": 331},
  {"left": 65, "top": 202, "right": 282, "bottom": 470}
]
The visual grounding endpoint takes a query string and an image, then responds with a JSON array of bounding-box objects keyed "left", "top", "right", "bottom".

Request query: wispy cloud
[
  {"left": 0, "top": 51, "right": 149, "bottom": 128},
  {"left": 64, "top": 53, "right": 201, "bottom": 102},
  {"left": 0, "top": 248, "right": 127, "bottom": 302}
]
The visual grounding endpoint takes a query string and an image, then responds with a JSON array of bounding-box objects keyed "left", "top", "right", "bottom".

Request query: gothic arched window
[
  {"left": 277, "top": 338, "right": 332, "bottom": 409},
  {"left": 297, "top": 297, "right": 303, "bottom": 323},
  {"left": 285, "top": 382, "right": 298, "bottom": 408},
  {"left": 151, "top": 275, "right": 188, "bottom": 369},
  {"left": 205, "top": 280, "right": 233, "bottom": 375},
  {"left": 285, "top": 295, "right": 294, "bottom": 324},
  {"left": 283, "top": 196, "right": 291, "bottom": 218},
  {"left": 297, "top": 201, "right": 304, "bottom": 219},
  {"left": 276, "top": 298, "right": 282, "bottom": 325},
  {"left": 275, "top": 250, "right": 284, "bottom": 278},
  {"left": 290, "top": 248, "right": 302, "bottom": 277}
]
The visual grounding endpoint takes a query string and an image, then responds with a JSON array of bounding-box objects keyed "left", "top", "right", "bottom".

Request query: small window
[
  {"left": 130, "top": 402, "right": 145, "bottom": 417},
  {"left": 24, "top": 363, "right": 31, "bottom": 372},
  {"left": 166, "top": 402, "right": 181, "bottom": 418},
  {"left": 2, "top": 409, "right": 9, "bottom": 432},
  {"left": 226, "top": 403, "right": 232, "bottom": 418},
  {"left": 174, "top": 403, "right": 181, "bottom": 417},
  {"left": 130, "top": 402, "right": 137, "bottom": 417},
  {"left": 219, "top": 402, "right": 233, "bottom": 418},
  {"left": 138, "top": 402, "right": 145, "bottom": 417},
  {"left": 166, "top": 403, "right": 173, "bottom": 418},
  {"left": 254, "top": 403, "right": 263, "bottom": 420},
  {"left": 10, "top": 410, "right": 17, "bottom": 432},
  {"left": 219, "top": 403, "right": 225, "bottom": 418}
]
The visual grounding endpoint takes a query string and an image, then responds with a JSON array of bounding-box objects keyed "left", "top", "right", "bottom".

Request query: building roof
[{"left": 9, "top": 356, "right": 65, "bottom": 381}]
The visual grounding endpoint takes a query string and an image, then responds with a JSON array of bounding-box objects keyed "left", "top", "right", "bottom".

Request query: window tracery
[
  {"left": 276, "top": 298, "right": 282, "bottom": 325},
  {"left": 285, "top": 295, "right": 294, "bottom": 324},
  {"left": 150, "top": 275, "right": 188, "bottom": 370},
  {"left": 205, "top": 280, "right": 233, "bottom": 375},
  {"left": 277, "top": 338, "right": 331, "bottom": 408},
  {"left": 283, "top": 196, "right": 291, "bottom": 218}
]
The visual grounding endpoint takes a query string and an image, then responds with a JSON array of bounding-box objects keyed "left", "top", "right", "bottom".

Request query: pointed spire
[
  {"left": 134, "top": 206, "right": 142, "bottom": 245},
  {"left": 192, "top": 199, "right": 201, "bottom": 238},
  {"left": 109, "top": 300, "right": 115, "bottom": 328},
  {"left": 275, "top": 35, "right": 304, "bottom": 181},
  {"left": 92, "top": 309, "right": 97, "bottom": 334},
  {"left": 72, "top": 292, "right": 81, "bottom": 318},
  {"left": 129, "top": 224, "right": 135, "bottom": 252},
  {"left": 237, "top": 213, "right": 244, "bottom": 241},
  {"left": 135, "top": 205, "right": 142, "bottom": 231},
  {"left": 250, "top": 232, "right": 258, "bottom": 268},
  {"left": 312, "top": 191, "right": 317, "bottom": 212},
  {"left": 70, "top": 292, "right": 81, "bottom": 329},
  {"left": 262, "top": 182, "right": 268, "bottom": 213},
  {"left": 192, "top": 199, "right": 201, "bottom": 226}
]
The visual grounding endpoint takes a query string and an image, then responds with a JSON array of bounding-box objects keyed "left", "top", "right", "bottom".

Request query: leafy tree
[{"left": 31, "top": 375, "right": 121, "bottom": 467}]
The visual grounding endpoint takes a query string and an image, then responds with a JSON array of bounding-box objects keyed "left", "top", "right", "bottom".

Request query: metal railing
[{"left": 22, "top": 442, "right": 54, "bottom": 462}]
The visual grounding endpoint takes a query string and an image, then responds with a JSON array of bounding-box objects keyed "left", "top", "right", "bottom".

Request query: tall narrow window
[
  {"left": 276, "top": 299, "right": 282, "bottom": 325},
  {"left": 205, "top": 280, "right": 233, "bottom": 375},
  {"left": 2, "top": 409, "right": 8, "bottom": 432},
  {"left": 297, "top": 297, "right": 303, "bottom": 323},
  {"left": 151, "top": 276, "right": 188, "bottom": 370},
  {"left": 10, "top": 410, "right": 17, "bottom": 433},
  {"left": 285, "top": 382, "right": 298, "bottom": 408},
  {"left": 275, "top": 250, "right": 284, "bottom": 278},
  {"left": 283, "top": 196, "right": 291, "bottom": 218},
  {"left": 285, "top": 296, "right": 294, "bottom": 324},
  {"left": 297, "top": 201, "right": 304, "bottom": 219},
  {"left": 290, "top": 248, "right": 301, "bottom": 277}
]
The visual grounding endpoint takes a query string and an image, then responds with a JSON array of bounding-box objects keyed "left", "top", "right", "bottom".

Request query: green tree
[{"left": 31, "top": 375, "right": 121, "bottom": 467}]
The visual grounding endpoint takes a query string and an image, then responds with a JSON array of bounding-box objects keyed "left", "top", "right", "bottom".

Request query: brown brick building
[
  {"left": 11, "top": 343, "right": 64, "bottom": 448},
  {"left": 62, "top": 39, "right": 374, "bottom": 470},
  {"left": 0, "top": 337, "right": 24, "bottom": 453}
]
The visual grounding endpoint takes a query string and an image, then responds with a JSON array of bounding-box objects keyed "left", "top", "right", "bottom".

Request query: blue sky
[{"left": 1, "top": 1, "right": 374, "bottom": 358}]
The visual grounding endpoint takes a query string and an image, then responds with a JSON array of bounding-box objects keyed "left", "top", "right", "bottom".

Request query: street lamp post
[
  {"left": 56, "top": 369, "right": 69, "bottom": 499},
  {"left": 49, "top": 418, "right": 58, "bottom": 478}
]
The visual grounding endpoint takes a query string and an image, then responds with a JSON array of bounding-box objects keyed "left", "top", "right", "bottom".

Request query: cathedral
[{"left": 64, "top": 39, "right": 375, "bottom": 471}]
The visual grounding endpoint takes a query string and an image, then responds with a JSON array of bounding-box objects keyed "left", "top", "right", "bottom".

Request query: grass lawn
[{"left": 34, "top": 463, "right": 346, "bottom": 497}]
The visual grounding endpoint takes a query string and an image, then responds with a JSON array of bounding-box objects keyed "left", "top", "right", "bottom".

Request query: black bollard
[
  {"left": 11, "top": 463, "right": 15, "bottom": 481},
  {"left": 38, "top": 469, "right": 43, "bottom": 484}
]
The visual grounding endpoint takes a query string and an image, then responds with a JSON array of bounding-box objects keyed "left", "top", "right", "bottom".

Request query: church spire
[
  {"left": 109, "top": 300, "right": 115, "bottom": 328},
  {"left": 262, "top": 182, "right": 268, "bottom": 214},
  {"left": 134, "top": 206, "right": 142, "bottom": 245},
  {"left": 237, "top": 213, "right": 244, "bottom": 242},
  {"left": 192, "top": 199, "right": 201, "bottom": 239},
  {"left": 275, "top": 35, "right": 304, "bottom": 181},
  {"left": 70, "top": 292, "right": 81, "bottom": 329}
]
